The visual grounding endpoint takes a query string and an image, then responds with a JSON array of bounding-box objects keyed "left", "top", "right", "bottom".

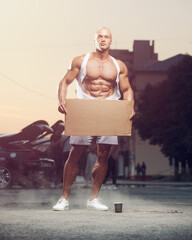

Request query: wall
[{"left": 135, "top": 133, "right": 173, "bottom": 176}]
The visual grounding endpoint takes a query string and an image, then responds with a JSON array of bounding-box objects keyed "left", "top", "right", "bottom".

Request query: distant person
[
  {"left": 50, "top": 124, "right": 64, "bottom": 186},
  {"left": 141, "top": 162, "right": 146, "bottom": 181},
  {"left": 102, "top": 145, "right": 119, "bottom": 190},
  {"left": 135, "top": 163, "right": 141, "bottom": 181},
  {"left": 53, "top": 27, "right": 135, "bottom": 211},
  {"left": 60, "top": 133, "right": 71, "bottom": 183}
]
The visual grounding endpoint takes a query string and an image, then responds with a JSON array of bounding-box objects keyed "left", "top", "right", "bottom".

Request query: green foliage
[{"left": 134, "top": 55, "right": 192, "bottom": 163}]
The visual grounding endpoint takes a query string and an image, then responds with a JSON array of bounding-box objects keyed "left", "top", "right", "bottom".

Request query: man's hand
[
  {"left": 58, "top": 103, "right": 67, "bottom": 114},
  {"left": 130, "top": 109, "right": 136, "bottom": 120}
]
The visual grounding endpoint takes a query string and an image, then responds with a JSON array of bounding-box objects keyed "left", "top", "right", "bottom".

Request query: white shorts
[{"left": 69, "top": 136, "right": 118, "bottom": 146}]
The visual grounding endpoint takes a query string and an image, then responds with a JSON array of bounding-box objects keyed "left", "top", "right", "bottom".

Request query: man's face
[{"left": 95, "top": 28, "right": 112, "bottom": 51}]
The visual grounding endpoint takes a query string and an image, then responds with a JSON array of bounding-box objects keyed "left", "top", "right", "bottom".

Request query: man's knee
[
  {"left": 97, "top": 144, "right": 111, "bottom": 163},
  {"left": 69, "top": 145, "right": 86, "bottom": 161}
]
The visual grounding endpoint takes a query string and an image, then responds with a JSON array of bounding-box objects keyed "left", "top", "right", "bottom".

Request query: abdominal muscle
[{"left": 82, "top": 78, "right": 116, "bottom": 98}]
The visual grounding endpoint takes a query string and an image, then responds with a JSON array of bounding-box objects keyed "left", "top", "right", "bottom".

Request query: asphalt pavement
[{"left": 0, "top": 181, "right": 192, "bottom": 240}]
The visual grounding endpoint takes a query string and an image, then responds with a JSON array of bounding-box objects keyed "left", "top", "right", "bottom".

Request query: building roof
[{"left": 140, "top": 54, "right": 185, "bottom": 72}]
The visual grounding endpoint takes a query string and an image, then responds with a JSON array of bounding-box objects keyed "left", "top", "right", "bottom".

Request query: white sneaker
[
  {"left": 50, "top": 182, "right": 56, "bottom": 188},
  {"left": 87, "top": 198, "right": 109, "bottom": 211},
  {"left": 101, "top": 184, "right": 106, "bottom": 190},
  {"left": 110, "top": 184, "right": 117, "bottom": 190},
  {"left": 52, "top": 197, "right": 69, "bottom": 211}
]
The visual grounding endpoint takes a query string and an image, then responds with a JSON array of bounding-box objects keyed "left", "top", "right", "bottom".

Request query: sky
[{"left": 0, "top": 0, "right": 192, "bottom": 133}]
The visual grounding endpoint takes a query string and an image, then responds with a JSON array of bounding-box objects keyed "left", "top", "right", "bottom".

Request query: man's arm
[
  {"left": 58, "top": 55, "right": 83, "bottom": 114},
  {"left": 118, "top": 60, "right": 135, "bottom": 120}
]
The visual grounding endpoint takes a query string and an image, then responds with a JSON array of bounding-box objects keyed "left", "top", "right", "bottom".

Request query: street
[{"left": 0, "top": 182, "right": 192, "bottom": 240}]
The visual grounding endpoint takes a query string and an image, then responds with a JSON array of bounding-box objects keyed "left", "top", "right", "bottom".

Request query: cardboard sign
[{"left": 65, "top": 99, "right": 132, "bottom": 136}]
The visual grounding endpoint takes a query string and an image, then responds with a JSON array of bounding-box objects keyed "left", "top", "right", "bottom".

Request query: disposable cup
[{"left": 114, "top": 202, "right": 123, "bottom": 213}]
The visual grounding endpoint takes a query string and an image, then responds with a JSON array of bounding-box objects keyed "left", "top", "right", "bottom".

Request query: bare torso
[{"left": 82, "top": 53, "right": 118, "bottom": 98}]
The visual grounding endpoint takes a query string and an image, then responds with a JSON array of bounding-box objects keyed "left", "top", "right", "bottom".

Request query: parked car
[{"left": 0, "top": 120, "right": 56, "bottom": 189}]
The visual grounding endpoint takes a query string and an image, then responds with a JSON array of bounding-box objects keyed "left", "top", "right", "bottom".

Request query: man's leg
[
  {"left": 61, "top": 151, "right": 70, "bottom": 183},
  {"left": 90, "top": 144, "right": 111, "bottom": 200},
  {"left": 62, "top": 145, "right": 86, "bottom": 200},
  {"left": 84, "top": 156, "right": 91, "bottom": 186}
]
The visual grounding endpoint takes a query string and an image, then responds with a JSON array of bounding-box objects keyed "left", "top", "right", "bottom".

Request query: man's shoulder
[
  {"left": 111, "top": 57, "right": 127, "bottom": 72},
  {"left": 72, "top": 54, "right": 87, "bottom": 68},
  {"left": 110, "top": 56, "right": 125, "bottom": 66},
  {"left": 73, "top": 54, "right": 88, "bottom": 63},
  {"left": 116, "top": 59, "right": 125, "bottom": 67}
]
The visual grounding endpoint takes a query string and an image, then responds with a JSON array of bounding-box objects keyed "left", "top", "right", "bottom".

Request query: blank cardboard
[{"left": 65, "top": 99, "right": 132, "bottom": 136}]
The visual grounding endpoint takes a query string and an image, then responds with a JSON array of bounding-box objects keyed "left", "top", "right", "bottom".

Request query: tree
[{"left": 134, "top": 55, "right": 192, "bottom": 179}]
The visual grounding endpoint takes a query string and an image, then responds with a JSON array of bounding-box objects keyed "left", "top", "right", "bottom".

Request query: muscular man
[{"left": 53, "top": 27, "right": 135, "bottom": 211}]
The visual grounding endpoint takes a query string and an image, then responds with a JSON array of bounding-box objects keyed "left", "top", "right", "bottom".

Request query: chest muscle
[{"left": 86, "top": 59, "right": 117, "bottom": 81}]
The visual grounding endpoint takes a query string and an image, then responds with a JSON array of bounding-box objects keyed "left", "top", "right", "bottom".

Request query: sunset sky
[{"left": 0, "top": 0, "right": 192, "bottom": 133}]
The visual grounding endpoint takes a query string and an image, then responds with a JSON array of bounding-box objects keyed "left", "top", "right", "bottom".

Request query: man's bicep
[
  {"left": 119, "top": 66, "right": 130, "bottom": 93},
  {"left": 65, "top": 67, "right": 79, "bottom": 84},
  {"left": 64, "top": 58, "right": 81, "bottom": 84}
]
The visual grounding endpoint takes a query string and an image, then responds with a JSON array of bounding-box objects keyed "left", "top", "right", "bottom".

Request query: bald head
[
  {"left": 94, "top": 27, "right": 112, "bottom": 51},
  {"left": 95, "top": 27, "right": 112, "bottom": 39}
]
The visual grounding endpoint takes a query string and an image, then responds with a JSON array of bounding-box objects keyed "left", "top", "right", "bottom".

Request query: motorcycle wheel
[{"left": 0, "top": 167, "right": 12, "bottom": 189}]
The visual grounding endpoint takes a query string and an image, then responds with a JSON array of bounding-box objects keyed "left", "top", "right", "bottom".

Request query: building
[{"left": 110, "top": 41, "right": 185, "bottom": 178}]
